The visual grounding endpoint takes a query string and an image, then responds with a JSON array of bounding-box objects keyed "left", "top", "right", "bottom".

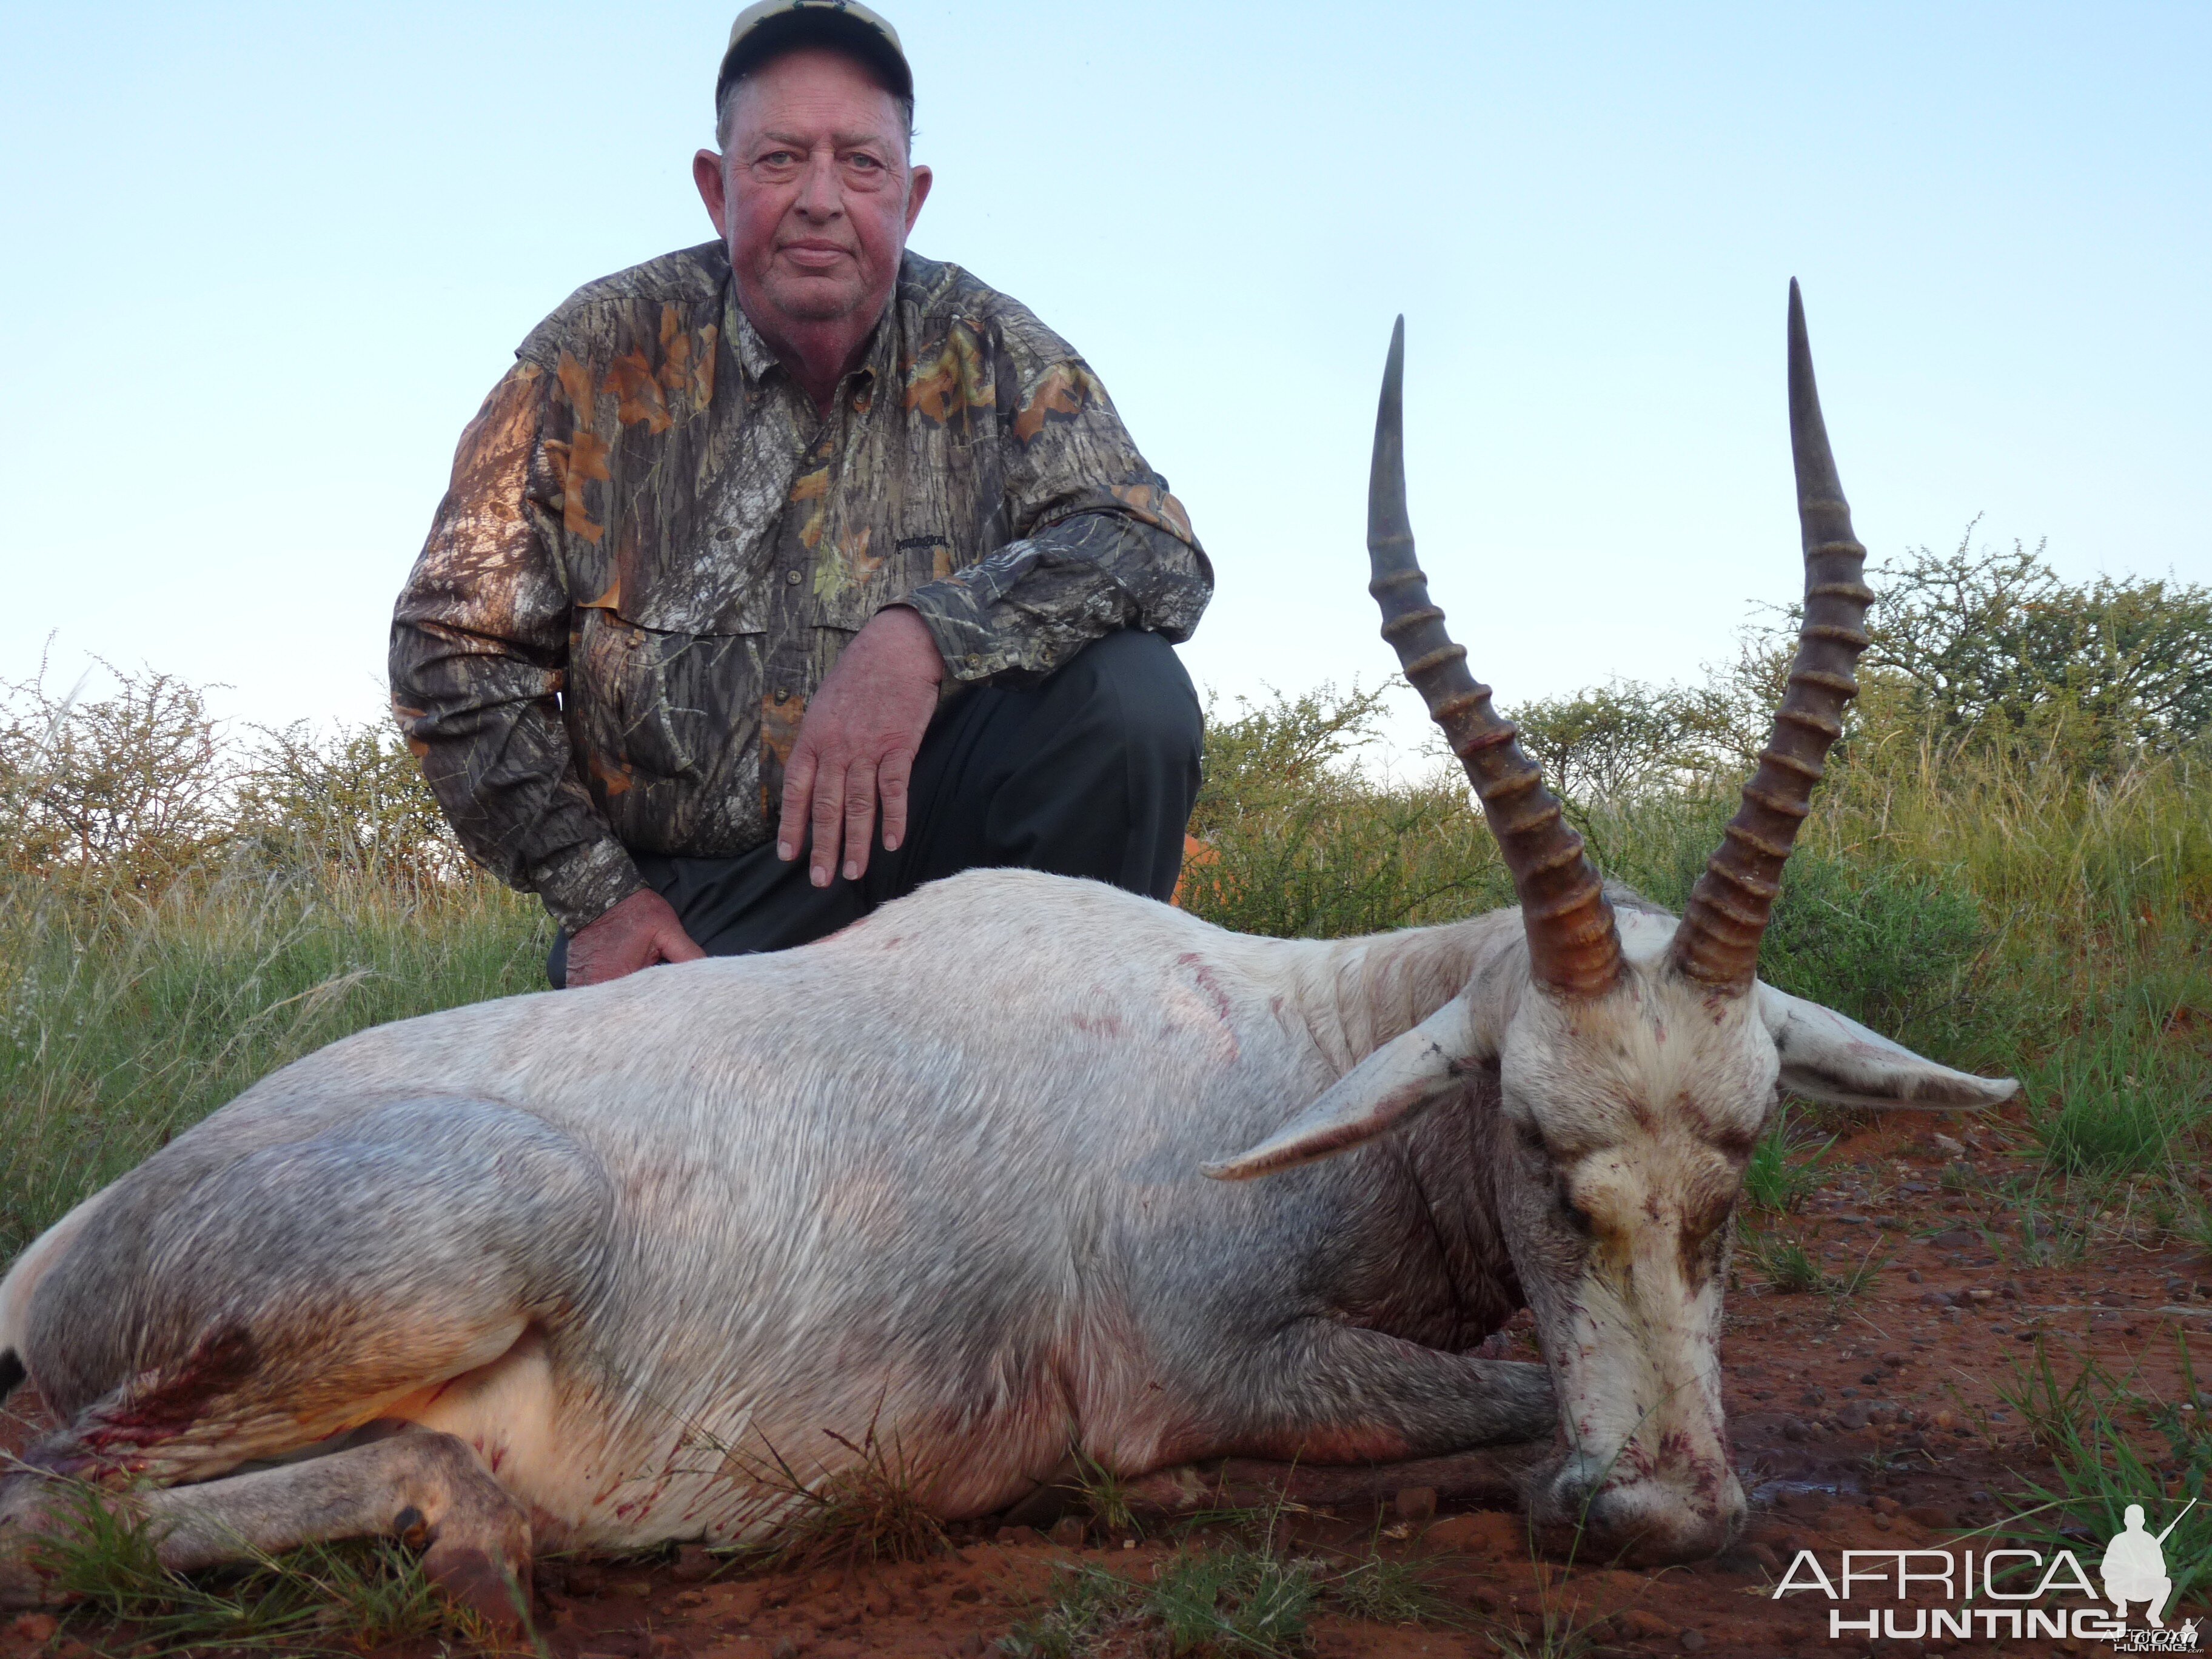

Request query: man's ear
[
  {"left": 694, "top": 149, "right": 731, "bottom": 240},
  {"left": 1204, "top": 1000, "right": 1481, "bottom": 1181},
  {"left": 1760, "top": 985, "right": 2018, "bottom": 1111},
  {"left": 903, "top": 164, "right": 933, "bottom": 236}
]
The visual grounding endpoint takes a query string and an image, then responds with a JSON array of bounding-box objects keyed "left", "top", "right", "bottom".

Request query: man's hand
[
  {"left": 566, "top": 889, "right": 707, "bottom": 987},
  {"left": 779, "top": 605, "right": 944, "bottom": 886}
]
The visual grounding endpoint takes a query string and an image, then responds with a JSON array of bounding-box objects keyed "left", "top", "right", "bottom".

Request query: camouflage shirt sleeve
[
  {"left": 388, "top": 361, "right": 646, "bottom": 933},
  {"left": 899, "top": 330, "right": 1212, "bottom": 685}
]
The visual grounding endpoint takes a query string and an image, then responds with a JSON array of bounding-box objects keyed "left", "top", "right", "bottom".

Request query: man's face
[{"left": 695, "top": 47, "right": 931, "bottom": 342}]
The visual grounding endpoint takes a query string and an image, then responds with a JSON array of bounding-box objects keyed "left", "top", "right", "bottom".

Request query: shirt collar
[
  {"left": 724, "top": 278, "right": 904, "bottom": 396},
  {"left": 861, "top": 287, "right": 903, "bottom": 387},
  {"left": 726, "top": 292, "right": 781, "bottom": 383}
]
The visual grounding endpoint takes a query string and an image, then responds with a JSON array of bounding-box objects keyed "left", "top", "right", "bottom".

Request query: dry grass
[
  {"left": 711, "top": 1415, "right": 951, "bottom": 1575},
  {"left": 0, "top": 860, "right": 548, "bottom": 1259}
]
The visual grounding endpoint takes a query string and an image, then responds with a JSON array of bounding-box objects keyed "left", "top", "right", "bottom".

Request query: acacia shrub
[
  {"left": 1179, "top": 684, "right": 1510, "bottom": 939},
  {"left": 0, "top": 660, "right": 464, "bottom": 899},
  {"left": 233, "top": 721, "right": 464, "bottom": 889},
  {"left": 1864, "top": 526, "right": 2212, "bottom": 769},
  {"left": 0, "top": 660, "right": 230, "bottom": 894}
]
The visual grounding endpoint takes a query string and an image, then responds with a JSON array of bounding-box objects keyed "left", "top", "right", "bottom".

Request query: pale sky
[{"left": 4, "top": 2, "right": 2206, "bottom": 759}]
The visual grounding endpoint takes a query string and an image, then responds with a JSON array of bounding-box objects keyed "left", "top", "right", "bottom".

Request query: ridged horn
[
  {"left": 1670, "top": 281, "right": 1875, "bottom": 993},
  {"left": 1367, "top": 317, "right": 1623, "bottom": 1000}
]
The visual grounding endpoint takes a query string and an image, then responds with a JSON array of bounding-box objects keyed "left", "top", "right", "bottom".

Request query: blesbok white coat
[{"left": 1, "top": 288, "right": 2016, "bottom": 1619}]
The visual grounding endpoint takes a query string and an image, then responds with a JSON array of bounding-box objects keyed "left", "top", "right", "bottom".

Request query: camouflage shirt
[{"left": 390, "top": 243, "right": 1210, "bottom": 933}]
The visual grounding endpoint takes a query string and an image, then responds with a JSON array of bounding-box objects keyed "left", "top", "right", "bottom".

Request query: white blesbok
[{"left": 0, "top": 286, "right": 2014, "bottom": 1620}]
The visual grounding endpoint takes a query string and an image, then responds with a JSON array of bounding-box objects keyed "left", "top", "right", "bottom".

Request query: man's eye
[
  {"left": 757, "top": 151, "right": 797, "bottom": 168},
  {"left": 845, "top": 153, "right": 883, "bottom": 171}
]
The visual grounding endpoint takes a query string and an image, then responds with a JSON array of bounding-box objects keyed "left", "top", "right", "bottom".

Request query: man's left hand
[{"left": 778, "top": 605, "right": 945, "bottom": 886}]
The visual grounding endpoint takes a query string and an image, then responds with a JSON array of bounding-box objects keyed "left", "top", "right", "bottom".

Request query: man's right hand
[{"left": 566, "top": 889, "right": 707, "bottom": 987}]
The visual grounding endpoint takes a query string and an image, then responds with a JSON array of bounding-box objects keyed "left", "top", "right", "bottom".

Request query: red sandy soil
[{"left": 6, "top": 1107, "right": 2207, "bottom": 1658}]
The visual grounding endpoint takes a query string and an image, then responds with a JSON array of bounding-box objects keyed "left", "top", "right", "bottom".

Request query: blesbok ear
[
  {"left": 1759, "top": 985, "right": 2018, "bottom": 1111},
  {"left": 1203, "top": 1000, "right": 1480, "bottom": 1181}
]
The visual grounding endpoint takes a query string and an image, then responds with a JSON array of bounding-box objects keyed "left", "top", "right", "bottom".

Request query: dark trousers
[{"left": 548, "top": 628, "right": 1203, "bottom": 986}]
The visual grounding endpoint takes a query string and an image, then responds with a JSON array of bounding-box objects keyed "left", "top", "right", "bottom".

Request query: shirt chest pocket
[
  {"left": 572, "top": 608, "right": 761, "bottom": 788},
  {"left": 805, "top": 423, "right": 988, "bottom": 631},
  {"left": 807, "top": 531, "right": 972, "bottom": 632}
]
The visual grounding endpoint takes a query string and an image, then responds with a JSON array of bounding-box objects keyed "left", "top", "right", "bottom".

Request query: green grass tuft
[
  {"left": 26, "top": 1479, "right": 486, "bottom": 1656},
  {"left": 999, "top": 1547, "right": 1319, "bottom": 1659},
  {"left": 1740, "top": 1232, "right": 1827, "bottom": 1295},
  {"left": 998, "top": 1561, "right": 1138, "bottom": 1659},
  {"left": 1321, "top": 1551, "right": 1456, "bottom": 1626},
  {"left": 1825, "top": 1240, "right": 1892, "bottom": 1311},
  {"left": 1067, "top": 1447, "right": 1141, "bottom": 1539},
  {"left": 2029, "top": 1025, "right": 2211, "bottom": 1176},
  {"left": 1740, "top": 1106, "right": 1834, "bottom": 1214},
  {"left": 1148, "top": 1549, "right": 1319, "bottom": 1655}
]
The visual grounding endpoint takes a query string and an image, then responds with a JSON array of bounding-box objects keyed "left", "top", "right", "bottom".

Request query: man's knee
[{"left": 1061, "top": 629, "right": 1202, "bottom": 768}]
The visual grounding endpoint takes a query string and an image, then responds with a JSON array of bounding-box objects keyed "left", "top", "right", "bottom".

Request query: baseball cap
[{"left": 716, "top": 1, "right": 913, "bottom": 109}]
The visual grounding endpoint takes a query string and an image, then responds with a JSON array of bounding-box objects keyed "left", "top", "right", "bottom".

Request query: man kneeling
[{"left": 390, "top": 1, "right": 1210, "bottom": 985}]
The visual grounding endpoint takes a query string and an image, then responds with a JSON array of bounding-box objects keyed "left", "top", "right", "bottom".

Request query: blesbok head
[{"left": 1208, "top": 285, "right": 2017, "bottom": 1564}]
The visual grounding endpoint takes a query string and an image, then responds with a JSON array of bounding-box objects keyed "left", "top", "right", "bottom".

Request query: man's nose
[{"left": 794, "top": 152, "right": 842, "bottom": 218}]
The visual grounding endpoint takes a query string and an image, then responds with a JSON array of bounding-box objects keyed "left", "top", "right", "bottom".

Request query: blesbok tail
[{"left": 2, "top": 1182, "right": 134, "bottom": 1415}]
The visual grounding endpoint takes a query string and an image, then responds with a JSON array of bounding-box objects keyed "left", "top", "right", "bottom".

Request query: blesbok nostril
[{"left": 1550, "top": 1472, "right": 1598, "bottom": 1519}]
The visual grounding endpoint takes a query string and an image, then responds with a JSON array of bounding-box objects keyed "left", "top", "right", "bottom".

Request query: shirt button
[{"left": 785, "top": 569, "right": 803, "bottom": 585}]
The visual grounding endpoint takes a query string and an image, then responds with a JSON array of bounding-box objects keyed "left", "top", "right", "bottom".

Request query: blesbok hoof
[
  {"left": 0, "top": 1476, "right": 64, "bottom": 1610},
  {"left": 400, "top": 1442, "right": 534, "bottom": 1632},
  {"left": 421, "top": 1539, "right": 532, "bottom": 1633}
]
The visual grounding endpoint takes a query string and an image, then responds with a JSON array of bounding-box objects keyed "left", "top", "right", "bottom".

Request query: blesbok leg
[
  {"left": 15, "top": 1097, "right": 609, "bottom": 1488},
  {"left": 2, "top": 1097, "right": 608, "bottom": 1617},
  {"left": 1214, "top": 1318, "right": 1553, "bottom": 1461},
  {"left": 1, "top": 1427, "right": 531, "bottom": 1626}
]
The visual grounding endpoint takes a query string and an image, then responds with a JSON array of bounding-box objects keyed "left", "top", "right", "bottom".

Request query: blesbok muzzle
[{"left": 1524, "top": 1246, "right": 1746, "bottom": 1566}]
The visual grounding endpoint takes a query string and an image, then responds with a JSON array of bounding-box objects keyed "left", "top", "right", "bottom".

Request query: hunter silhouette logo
[{"left": 2105, "top": 1500, "right": 2192, "bottom": 1628}]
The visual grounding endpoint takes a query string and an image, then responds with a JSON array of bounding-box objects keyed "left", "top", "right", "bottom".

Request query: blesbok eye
[
  {"left": 1556, "top": 1187, "right": 1595, "bottom": 1234},
  {"left": 1712, "top": 1125, "right": 1760, "bottom": 1161}
]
